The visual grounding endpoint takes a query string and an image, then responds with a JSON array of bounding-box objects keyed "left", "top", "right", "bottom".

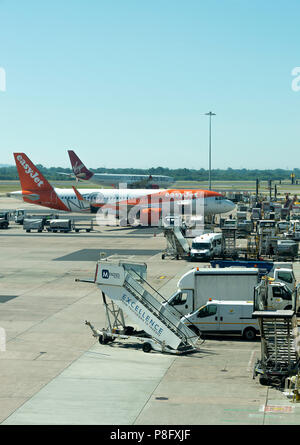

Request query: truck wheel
[
  {"left": 162, "top": 254, "right": 165, "bottom": 260},
  {"left": 86, "top": 229, "right": 91, "bottom": 232},
  {"left": 284, "top": 305, "right": 292, "bottom": 310},
  {"left": 99, "top": 335, "right": 109, "bottom": 345},
  {"left": 26, "top": 229, "right": 30, "bottom": 233},
  {"left": 143, "top": 342, "right": 152, "bottom": 353},
  {"left": 259, "top": 376, "right": 270, "bottom": 386},
  {"left": 243, "top": 327, "right": 256, "bottom": 341},
  {"left": 75, "top": 229, "right": 79, "bottom": 232}
]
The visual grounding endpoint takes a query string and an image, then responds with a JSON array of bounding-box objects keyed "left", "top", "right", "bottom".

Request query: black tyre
[
  {"left": 99, "top": 335, "right": 109, "bottom": 345},
  {"left": 243, "top": 327, "right": 256, "bottom": 341},
  {"left": 162, "top": 254, "right": 165, "bottom": 260},
  {"left": 259, "top": 376, "right": 270, "bottom": 386},
  {"left": 143, "top": 342, "right": 152, "bottom": 353}
]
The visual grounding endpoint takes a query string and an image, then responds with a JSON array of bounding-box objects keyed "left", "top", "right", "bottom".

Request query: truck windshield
[
  {"left": 170, "top": 292, "right": 188, "bottom": 306},
  {"left": 192, "top": 242, "right": 210, "bottom": 249}
]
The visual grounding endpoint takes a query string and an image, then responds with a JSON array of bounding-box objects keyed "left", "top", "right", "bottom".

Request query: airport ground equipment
[
  {"left": 252, "top": 279, "right": 300, "bottom": 387},
  {"left": 277, "top": 221, "right": 290, "bottom": 233},
  {"left": 0, "top": 212, "right": 9, "bottom": 229},
  {"left": 83, "top": 260, "right": 199, "bottom": 354},
  {"left": 237, "top": 219, "right": 253, "bottom": 235},
  {"left": 23, "top": 218, "right": 45, "bottom": 233},
  {"left": 165, "top": 267, "right": 260, "bottom": 317},
  {"left": 284, "top": 220, "right": 300, "bottom": 241},
  {"left": 162, "top": 226, "right": 190, "bottom": 260},
  {"left": 210, "top": 260, "right": 295, "bottom": 290},
  {"left": 256, "top": 220, "right": 278, "bottom": 256},
  {"left": 14, "top": 209, "right": 25, "bottom": 224},
  {"left": 251, "top": 208, "right": 261, "bottom": 220},
  {"left": 275, "top": 240, "right": 298, "bottom": 260},
  {"left": 15, "top": 209, "right": 59, "bottom": 225},
  {"left": 46, "top": 219, "right": 72, "bottom": 233},
  {"left": 190, "top": 232, "right": 222, "bottom": 261},
  {"left": 73, "top": 220, "right": 94, "bottom": 233},
  {"left": 182, "top": 300, "right": 259, "bottom": 340},
  {"left": 221, "top": 227, "right": 237, "bottom": 258}
]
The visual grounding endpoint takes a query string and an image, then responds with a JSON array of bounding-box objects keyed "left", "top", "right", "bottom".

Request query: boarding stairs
[
  {"left": 162, "top": 227, "right": 190, "bottom": 259},
  {"left": 91, "top": 261, "right": 198, "bottom": 353}
]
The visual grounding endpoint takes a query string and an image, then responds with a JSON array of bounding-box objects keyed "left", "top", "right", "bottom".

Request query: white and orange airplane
[{"left": 10, "top": 153, "right": 235, "bottom": 220}]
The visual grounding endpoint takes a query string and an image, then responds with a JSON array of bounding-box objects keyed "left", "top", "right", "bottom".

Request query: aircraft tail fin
[
  {"left": 68, "top": 150, "right": 94, "bottom": 181},
  {"left": 13, "top": 153, "right": 54, "bottom": 192}
]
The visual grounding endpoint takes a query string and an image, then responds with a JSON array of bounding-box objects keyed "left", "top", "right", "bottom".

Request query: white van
[
  {"left": 190, "top": 233, "right": 222, "bottom": 261},
  {"left": 182, "top": 300, "right": 259, "bottom": 340}
]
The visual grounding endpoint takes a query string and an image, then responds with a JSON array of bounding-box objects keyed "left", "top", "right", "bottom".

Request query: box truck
[{"left": 165, "top": 266, "right": 296, "bottom": 317}]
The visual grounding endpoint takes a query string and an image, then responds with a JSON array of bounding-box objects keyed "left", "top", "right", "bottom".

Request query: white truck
[
  {"left": 190, "top": 233, "right": 223, "bottom": 261},
  {"left": 165, "top": 266, "right": 296, "bottom": 317},
  {"left": 182, "top": 300, "right": 259, "bottom": 340}
]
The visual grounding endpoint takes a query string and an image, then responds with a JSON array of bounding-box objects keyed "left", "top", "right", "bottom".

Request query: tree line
[{"left": 0, "top": 165, "right": 299, "bottom": 182}]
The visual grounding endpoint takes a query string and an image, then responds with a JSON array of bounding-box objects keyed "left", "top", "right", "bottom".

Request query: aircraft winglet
[{"left": 72, "top": 185, "right": 86, "bottom": 201}]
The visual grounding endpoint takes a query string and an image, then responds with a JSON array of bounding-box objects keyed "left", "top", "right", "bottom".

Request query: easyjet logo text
[{"left": 16, "top": 155, "right": 44, "bottom": 187}]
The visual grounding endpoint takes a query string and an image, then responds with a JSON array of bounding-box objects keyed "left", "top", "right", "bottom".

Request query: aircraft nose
[{"left": 227, "top": 199, "right": 236, "bottom": 212}]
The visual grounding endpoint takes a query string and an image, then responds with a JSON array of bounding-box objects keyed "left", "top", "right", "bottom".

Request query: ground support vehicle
[
  {"left": 252, "top": 279, "right": 300, "bottom": 387},
  {"left": 0, "top": 212, "right": 9, "bottom": 229},
  {"left": 190, "top": 233, "right": 222, "bottom": 261},
  {"left": 182, "top": 300, "right": 259, "bottom": 340}
]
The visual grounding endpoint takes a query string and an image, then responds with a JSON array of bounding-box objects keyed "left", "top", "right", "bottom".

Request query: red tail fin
[
  {"left": 14, "top": 153, "right": 53, "bottom": 191},
  {"left": 68, "top": 150, "right": 93, "bottom": 180}
]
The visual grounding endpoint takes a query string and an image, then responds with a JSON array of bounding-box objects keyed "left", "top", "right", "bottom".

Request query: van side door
[{"left": 218, "top": 304, "right": 242, "bottom": 334}]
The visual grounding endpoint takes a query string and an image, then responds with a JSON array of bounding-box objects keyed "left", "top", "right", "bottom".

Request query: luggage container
[
  {"left": 47, "top": 219, "right": 73, "bottom": 233},
  {"left": 23, "top": 218, "right": 44, "bottom": 233}
]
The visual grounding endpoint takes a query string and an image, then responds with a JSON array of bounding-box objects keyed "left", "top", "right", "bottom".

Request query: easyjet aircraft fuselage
[
  {"left": 11, "top": 187, "right": 235, "bottom": 215},
  {"left": 11, "top": 153, "right": 236, "bottom": 216}
]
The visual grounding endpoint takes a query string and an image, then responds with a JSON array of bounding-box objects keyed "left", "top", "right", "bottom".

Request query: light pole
[{"left": 205, "top": 111, "right": 216, "bottom": 190}]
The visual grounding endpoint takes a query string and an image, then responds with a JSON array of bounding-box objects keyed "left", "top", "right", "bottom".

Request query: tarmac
[{"left": 1, "top": 196, "right": 300, "bottom": 426}]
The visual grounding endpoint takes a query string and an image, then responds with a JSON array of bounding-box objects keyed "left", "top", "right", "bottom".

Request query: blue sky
[{"left": 0, "top": 0, "right": 300, "bottom": 170}]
